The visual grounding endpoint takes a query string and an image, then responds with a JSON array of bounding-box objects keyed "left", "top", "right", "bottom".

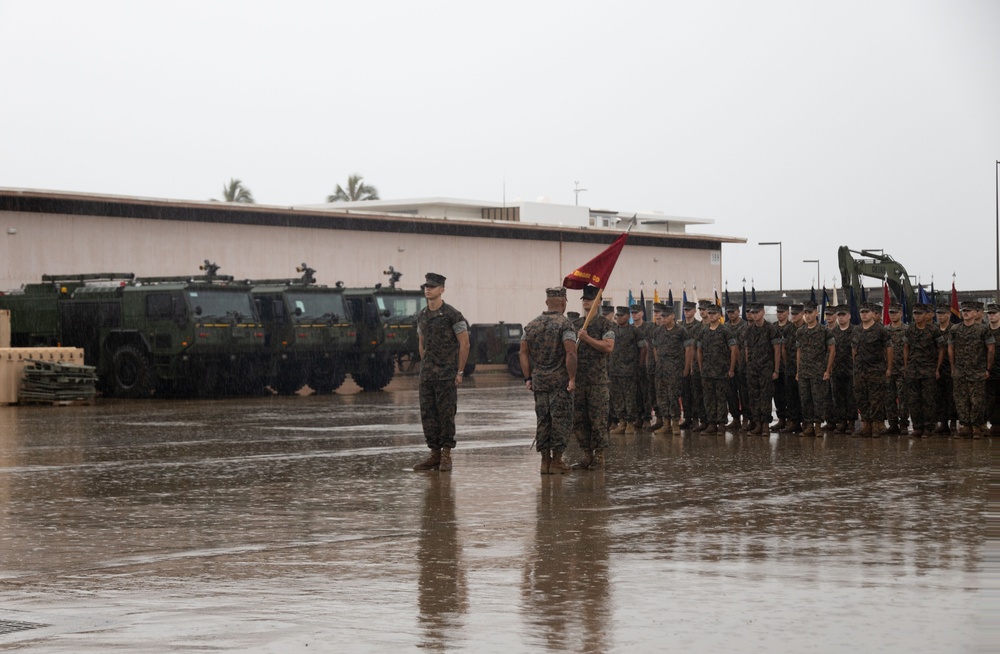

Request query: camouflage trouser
[
  {"left": 703, "top": 377, "right": 729, "bottom": 423},
  {"left": 798, "top": 376, "right": 829, "bottom": 423},
  {"left": 610, "top": 375, "right": 638, "bottom": 424},
  {"left": 905, "top": 375, "right": 936, "bottom": 429},
  {"left": 727, "top": 369, "right": 749, "bottom": 419},
  {"left": 773, "top": 371, "right": 787, "bottom": 420},
  {"left": 884, "top": 374, "right": 907, "bottom": 423},
  {"left": 636, "top": 366, "right": 655, "bottom": 422},
  {"left": 831, "top": 373, "right": 857, "bottom": 425},
  {"left": 419, "top": 379, "right": 458, "bottom": 449},
  {"left": 953, "top": 378, "right": 986, "bottom": 426},
  {"left": 784, "top": 371, "right": 802, "bottom": 422},
  {"left": 574, "top": 383, "right": 610, "bottom": 452},
  {"left": 684, "top": 372, "right": 706, "bottom": 420},
  {"left": 854, "top": 370, "right": 887, "bottom": 422},
  {"left": 533, "top": 388, "right": 574, "bottom": 453},
  {"left": 745, "top": 371, "right": 774, "bottom": 422},
  {"left": 654, "top": 373, "right": 683, "bottom": 419},
  {"left": 987, "top": 375, "right": 1000, "bottom": 426},
  {"left": 934, "top": 374, "right": 956, "bottom": 424}
]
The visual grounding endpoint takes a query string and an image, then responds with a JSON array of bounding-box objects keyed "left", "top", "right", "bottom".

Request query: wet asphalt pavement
[{"left": 0, "top": 372, "right": 992, "bottom": 652}]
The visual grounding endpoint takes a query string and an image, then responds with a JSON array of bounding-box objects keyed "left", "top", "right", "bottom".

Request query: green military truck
[
  {"left": 342, "top": 271, "right": 426, "bottom": 391},
  {"left": 0, "top": 265, "right": 269, "bottom": 397},
  {"left": 463, "top": 322, "right": 524, "bottom": 378},
  {"left": 251, "top": 265, "right": 356, "bottom": 394}
]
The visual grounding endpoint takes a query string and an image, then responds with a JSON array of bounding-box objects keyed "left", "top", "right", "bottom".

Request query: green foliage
[{"left": 327, "top": 174, "right": 379, "bottom": 202}]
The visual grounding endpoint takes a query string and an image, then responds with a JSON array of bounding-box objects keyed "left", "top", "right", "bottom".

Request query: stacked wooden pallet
[{"left": 18, "top": 360, "right": 98, "bottom": 405}]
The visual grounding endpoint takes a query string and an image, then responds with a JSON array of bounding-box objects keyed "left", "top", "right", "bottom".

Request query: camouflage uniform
[
  {"left": 609, "top": 320, "right": 645, "bottom": 426},
  {"left": 684, "top": 316, "right": 707, "bottom": 423},
  {"left": 741, "top": 319, "right": 782, "bottom": 425},
  {"left": 417, "top": 302, "right": 468, "bottom": 450},
  {"left": 650, "top": 323, "right": 693, "bottom": 420},
  {"left": 726, "top": 315, "right": 749, "bottom": 423},
  {"left": 522, "top": 311, "right": 578, "bottom": 453},
  {"left": 780, "top": 318, "right": 803, "bottom": 427},
  {"left": 796, "top": 323, "right": 833, "bottom": 423},
  {"left": 699, "top": 322, "right": 737, "bottom": 424},
  {"left": 949, "top": 321, "right": 994, "bottom": 428},
  {"left": 884, "top": 322, "right": 908, "bottom": 429},
  {"left": 934, "top": 319, "right": 957, "bottom": 429},
  {"left": 830, "top": 322, "right": 857, "bottom": 429},
  {"left": 573, "top": 314, "right": 615, "bottom": 452},
  {"left": 903, "top": 321, "right": 945, "bottom": 433},
  {"left": 634, "top": 318, "right": 658, "bottom": 425},
  {"left": 852, "top": 322, "right": 892, "bottom": 423},
  {"left": 772, "top": 311, "right": 790, "bottom": 425}
]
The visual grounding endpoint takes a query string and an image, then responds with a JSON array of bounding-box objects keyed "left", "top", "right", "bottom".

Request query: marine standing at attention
[
  {"left": 413, "top": 273, "right": 470, "bottom": 472},
  {"left": 609, "top": 306, "right": 646, "bottom": 435},
  {"left": 571, "top": 285, "right": 615, "bottom": 470},
  {"left": 520, "top": 287, "right": 578, "bottom": 474}
]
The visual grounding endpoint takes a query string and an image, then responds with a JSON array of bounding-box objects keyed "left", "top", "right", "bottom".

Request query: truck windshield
[
  {"left": 286, "top": 291, "right": 347, "bottom": 321},
  {"left": 186, "top": 289, "right": 257, "bottom": 320},
  {"left": 377, "top": 294, "right": 426, "bottom": 319}
]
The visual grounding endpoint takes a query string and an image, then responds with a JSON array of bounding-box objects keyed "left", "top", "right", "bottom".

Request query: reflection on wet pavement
[{"left": 0, "top": 374, "right": 990, "bottom": 652}]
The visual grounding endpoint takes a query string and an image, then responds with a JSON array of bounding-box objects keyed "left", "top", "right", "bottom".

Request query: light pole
[
  {"left": 995, "top": 160, "right": 999, "bottom": 299},
  {"left": 803, "top": 259, "right": 820, "bottom": 289},
  {"left": 758, "top": 241, "right": 782, "bottom": 291}
]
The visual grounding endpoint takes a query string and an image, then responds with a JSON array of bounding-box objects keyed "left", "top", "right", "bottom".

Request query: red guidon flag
[{"left": 563, "top": 232, "right": 629, "bottom": 289}]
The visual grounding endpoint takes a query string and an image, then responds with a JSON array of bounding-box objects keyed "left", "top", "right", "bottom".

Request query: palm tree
[
  {"left": 327, "top": 174, "right": 379, "bottom": 202},
  {"left": 220, "top": 178, "right": 255, "bottom": 203}
]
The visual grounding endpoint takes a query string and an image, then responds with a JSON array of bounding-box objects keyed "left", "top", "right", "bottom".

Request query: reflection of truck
[
  {"left": 0, "top": 266, "right": 268, "bottom": 397},
  {"left": 464, "top": 322, "right": 524, "bottom": 378},
  {"left": 838, "top": 246, "right": 916, "bottom": 309}
]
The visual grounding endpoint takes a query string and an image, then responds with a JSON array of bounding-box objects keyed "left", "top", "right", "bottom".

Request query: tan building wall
[{"left": 0, "top": 190, "right": 740, "bottom": 326}]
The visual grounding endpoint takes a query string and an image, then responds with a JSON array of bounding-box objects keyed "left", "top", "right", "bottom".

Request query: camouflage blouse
[
  {"left": 903, "top": 324, "right": 945, "bottom": 378},
  {"left": 522, "top": 311, "right": 577, "bottom": 392},
  {"left": 609, "top": 323, "right": 645, "bottom": 377},
  {"left": 948, "top": 322, "right": 994, "bottom": 381},
  {"left": 572, "top": 314, "right": 615, "bottom": 386},
  {"left": 650, "top": 324, "right": 693, "bottom": 377},
  {"left": 851, "top": 322, "right": 891, "bottom": 374},
  {"left": 698, "top": 324, "right": 736, "bottom": 379},
  {"left": 417, "top": 302, "right": 468, "bottom": 381},
  {"left": 796, "top": 324, "right": 834, "bottom": 379},
  {"left": 741, "top": 321, "right": 781, "bottom": 376}
]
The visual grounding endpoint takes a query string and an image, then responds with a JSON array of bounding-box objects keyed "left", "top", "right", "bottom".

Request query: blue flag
[
  {"left": 627, "top": 288, "right": 635, "bottom": 324},
  {"left": 918, "top": 284, "right": 931, "bottom": 305},
  {"left": 900, "top": 284, "right": 910, "bottom": 324}
]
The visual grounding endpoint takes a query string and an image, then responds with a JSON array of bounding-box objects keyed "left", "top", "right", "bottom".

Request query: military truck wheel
[
  {"left": 309, "top": 359, "right": 346, "bottom": 394},
  {"left": 463, "top": 362, "right": 476, "bottom": 378},
  {"left": 353, "top": 357, "right": 395, "bottom": 392},
  {"left": 274, "top": 366, "right": 307, "bottom": 395},
  {"left": 506, "top": 351, "right": 523, "bottom": 378},
  {"left": 111, "top": 343, "right": 156, "bottom": 398}
]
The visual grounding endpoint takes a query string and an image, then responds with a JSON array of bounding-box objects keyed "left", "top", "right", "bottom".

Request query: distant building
[{"left": 0, "top": 188, "right": 743, "bottom": 324}]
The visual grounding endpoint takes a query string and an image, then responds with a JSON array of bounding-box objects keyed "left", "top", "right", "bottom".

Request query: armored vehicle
[
  {"left": 251, "top": 265, "right": 355, "bottom": 394},
  {"left": 0, "top": 263, "right": 268, "bottom": 397},
  {"left": 341, "top": 267, "right": 426, "bottom": 391},
  {"left": 463, "top": 322, "right": 524, "bottom": 378}
]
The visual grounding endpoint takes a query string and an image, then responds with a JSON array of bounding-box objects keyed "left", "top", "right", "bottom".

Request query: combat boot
[
  {"left": 885, "top": 419, "right": 900, "bottom": 435},
  {"left": 540, "top": 450, "right": 551, "bottom": 475},
  {"left": 871, "top": 422, "right": 884, "bottom": 438},
  {"left": 909, "top": 426, "right": 924, "bottom": 438},
  {"left": 972, "top": 426, "right": 983, "bottom": 439},
  {"left": 801, "top": 422, "right": 815, "bottom": 437},
  {"left": 589, "top": 450, "right": 605, "bottom": 470},
  {"left": 950, "top": 419, "right": 958, "bottom": 434},
  {"left": 703, "top": 422, "right": 718, "bottom": 434},
  {"left": 413, "top": 448, "right": 442, "bottom": 471},
  {"left": 654, "top": 419, "right": 672, "bottom": 436},
  {"left": 991, "top": 424, "right": 1000, "bottom": 438},
  {"left": 760, "top": 422, "right": 771, "bottom": 436},
  {"left": 956, "top": 424, "right": 973, "bottom": 438},
  {"left": 692, "top": 419, "right": 708, "bottom": 433},
  {"left": 821, "top": 420, "right": 836, "bottom": 432},
  {"left": 550, "top": 451, "right": 572, "bottom": 474},
  {"left": 772, "top": 418, "right": 786, "bottom": 432},
  {"left": 725, "top": 417, "right": 740, "bottom": 430},
  {"left": 438, "top": 447, "right": 453, "bottom": 471},
  {"left": 624, "top": 423, "right": 637, "bottom": 435},
  {"left": 834, "top": 422, "right": 847, "bottom": 434},
  {"left": 641, "top": 419, "right": 652, "bottom": 431},
  {"left": 780, "top": 420, "right": 797, "bottom": 433},
  {"left": 933, "top": 422, "right": 950, "bottom": 435},
  {"left": 672, "top": 419, "right": 683, "bottom": 436},
  {"left": 746, "top": 420, "right": 759, "bottom": 433},
  {"left": 678, "top": 417, "right": 693, "bottom": 429},
  {"left": 609, "top": 423, "right": 626, "bottom": 435},
  {"left": 572, "top": 450, "right": 594, "bottom": 470},
  {"left": 650, "top": 417, "right": 664, "bottom": 431}
]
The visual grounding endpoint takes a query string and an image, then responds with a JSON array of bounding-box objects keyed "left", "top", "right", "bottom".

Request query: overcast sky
[{"left": 2, "top": 0, "right": 998, "bottom": 293}]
